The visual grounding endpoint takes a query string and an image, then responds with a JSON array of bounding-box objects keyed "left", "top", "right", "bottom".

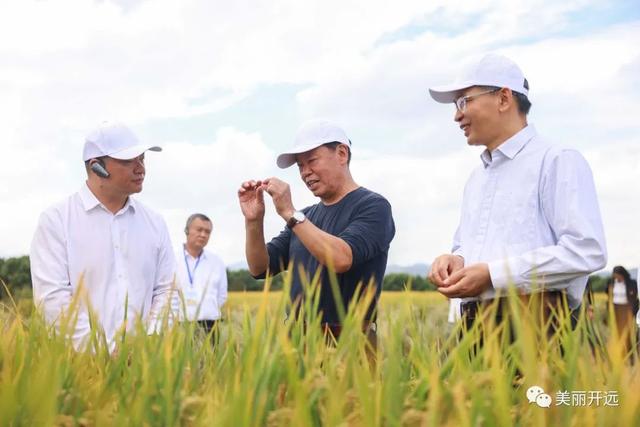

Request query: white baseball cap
[
  {"left": 429, "top": 53, "right": 529, "bottom": 104},
  {"left": 82, "top": 121, "right": 162, "bottom": 161},
  {"left": 276, "top": 119, "right": 351, "bottom": 169}
]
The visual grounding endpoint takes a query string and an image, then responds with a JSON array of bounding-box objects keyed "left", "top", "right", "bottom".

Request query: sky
[{"left": 1, "top": 0, "right": 639, "bottom": 272}]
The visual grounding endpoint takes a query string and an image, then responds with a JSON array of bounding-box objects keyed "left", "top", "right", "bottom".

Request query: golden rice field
[{"left": 0, "top": 279, "right": 638, "bottom": 427}]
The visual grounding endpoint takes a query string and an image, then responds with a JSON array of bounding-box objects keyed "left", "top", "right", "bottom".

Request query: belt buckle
[{"left": 460, "top": 300, "right": 478, "bottom": 318}]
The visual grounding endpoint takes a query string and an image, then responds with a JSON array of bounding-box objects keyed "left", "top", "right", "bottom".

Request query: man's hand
[
  {"left": 437, "top": 263, "right": 492, "bottom": 298},
  {"left": 428, "top": 254, "right": 464, "bottom": 288},
  {"left": 262, "top": 177, "right": 295, "bottom": 220},
  {"left": 238, "top": 180, "right": 266, "bottom": 222}
]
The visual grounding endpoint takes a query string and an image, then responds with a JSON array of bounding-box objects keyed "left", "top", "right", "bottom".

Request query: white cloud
[
  {"left": 140, "top": 127, "right": 279, "bottom": 263},
  {"left": 297, "top": 19, "right": 640, "bottom": 151},
  {"left": 1, "top": 0, "right": 638, "bottom": 273},
  {"left": 350, "top": 148, "right": 479, "bottom": 265},
  {"left": 293, "top": 14, "right": 640, "bottom": 269},
  {"left": 585, "top": 141, "right": 640, "bottom": 269}
]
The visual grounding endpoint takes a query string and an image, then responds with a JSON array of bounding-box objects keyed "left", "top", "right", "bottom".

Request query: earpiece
[{"left": 90, "top": 159, "right": 110, "bottom": 178}]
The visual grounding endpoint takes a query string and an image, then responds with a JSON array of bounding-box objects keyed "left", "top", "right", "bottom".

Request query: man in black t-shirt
[{"left": 237, "top": 119, "right": 395, "bottom": 340}]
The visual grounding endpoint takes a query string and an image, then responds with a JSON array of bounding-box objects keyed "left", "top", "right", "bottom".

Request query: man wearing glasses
[
  {"left": 30, "top": 121, "right": 177, "bottom": 351},
  {"left": 427, "top": 54, "right": 607, "bottom": 330}
]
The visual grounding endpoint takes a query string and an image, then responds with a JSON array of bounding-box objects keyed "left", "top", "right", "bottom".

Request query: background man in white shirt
[
  {"left": 175, "top": 213, "right": 228, "bottom": 345},
  {"left": 427, "top": 54, "right": 607, "bottom": 329},
  {"left": 30, "top": 121, "right": 177, "bottom": 351}
]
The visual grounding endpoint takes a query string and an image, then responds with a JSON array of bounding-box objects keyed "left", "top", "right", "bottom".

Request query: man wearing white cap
[
  {"left": 427, "top": 54, "right": 607, "bottom": 329},
  {"left": 30, "top": 121, "right": 177, "bottom": 351},
  {"left": 238, "top": 119, "right": 395, "bottom": 342}
]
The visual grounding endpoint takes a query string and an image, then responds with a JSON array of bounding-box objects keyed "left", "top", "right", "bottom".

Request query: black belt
[{"left": 460, "top": 290, "right": 568, "bottom": 319}]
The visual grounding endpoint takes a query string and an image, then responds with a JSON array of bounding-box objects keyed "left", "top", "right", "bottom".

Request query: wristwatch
[{"left": 286, "top": 210, "right": 306, "bottom": 229}]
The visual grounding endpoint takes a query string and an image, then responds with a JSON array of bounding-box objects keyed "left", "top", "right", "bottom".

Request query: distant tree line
[
  {"left": 0, "top": 256, "right": 31, "bottom": 300},
  {"left": 226, "top": 270, "right": 437, "bottom": 292},
  {"left": 586, "top": 274, "right": 608, "bottom": 293},
  {"left": 0, "top": 256, "right": 614, "bottom": 299}
]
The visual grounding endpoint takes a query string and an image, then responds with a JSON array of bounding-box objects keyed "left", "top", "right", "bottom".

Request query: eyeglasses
[{"left": 454, "top": 88, "right": 500, "bottom": 112}]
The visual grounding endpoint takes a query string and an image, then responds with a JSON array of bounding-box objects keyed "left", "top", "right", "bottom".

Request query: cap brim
[
  {"left": 428, "top": 82, "right": 473, "bottom": 104},
  {"left": 109, "top": 145, "right": 162, "bottom": 160},
  {"left": 276, "top": 153, "right": 297, "bottom": 169},
  {"left": 276, "top": 142, "right": 325, "bottom": 169}
]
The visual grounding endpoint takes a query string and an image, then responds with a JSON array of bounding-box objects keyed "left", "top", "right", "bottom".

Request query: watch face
[{"left": 293, "top": 211, "right": 305, "bottom": 222}]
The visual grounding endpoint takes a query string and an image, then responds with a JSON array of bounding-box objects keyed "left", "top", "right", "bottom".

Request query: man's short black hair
[
  {"left": 323, "top": 141, "right": 352, "bottom": 165},
  {"left": 478, "top": 85, "right": 532, "bottom": 115},
  {"left": 185, "top": 213, "right": 212, "bottom": 234}
]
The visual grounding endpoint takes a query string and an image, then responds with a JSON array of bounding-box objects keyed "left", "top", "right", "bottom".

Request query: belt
[
  {"left": 460, "top": 290, "right": 568, "bottom": 320},
  {"left": 197, "top": 319, "right": 219, "bottom": 329}
]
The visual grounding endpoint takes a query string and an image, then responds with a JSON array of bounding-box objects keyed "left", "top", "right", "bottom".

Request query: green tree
[
  {"left": 0, "top": 256, "right": 32, "bottom": 300},
  {"left": 587, "top": 274, "right": 609, "bottom": 293},
  {"left": 382, "top": 273, "right": 436, "bottom": 291}
]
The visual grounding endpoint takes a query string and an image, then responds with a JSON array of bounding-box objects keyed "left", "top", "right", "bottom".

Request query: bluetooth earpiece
[{"left": 90, "top": 159, "right": 110, "bottom": 178}]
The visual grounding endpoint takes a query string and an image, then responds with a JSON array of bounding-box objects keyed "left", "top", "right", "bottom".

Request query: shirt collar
[
  {"left": 480, "top": 124, "right": 537, "bottom": 168},
  {"left": 183, "top": 244, "right": 207, "bottom": 260},
  {"left": 79, "top": 182, "right": 136, "bottom": 214}
]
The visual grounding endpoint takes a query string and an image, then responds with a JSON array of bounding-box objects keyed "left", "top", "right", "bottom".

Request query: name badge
[{"left": 183, "top": 288, "right": 200, "bottom": 307}]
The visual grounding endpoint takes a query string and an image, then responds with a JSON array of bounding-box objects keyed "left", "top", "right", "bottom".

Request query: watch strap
[{"left": 286, "top": 211, "right": 305, "bottom": 229}]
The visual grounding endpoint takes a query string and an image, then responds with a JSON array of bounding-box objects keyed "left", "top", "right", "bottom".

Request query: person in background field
[
  {"left": 637, "top": 267, "right": 640, "bottom": 331},
  {"left": 427, "top": 54, "right": 607, "bottom": 333},
  {"left": 176, "top": 213, "right": 228, "bottom": 345},
  {"left": 606, "top": 265, "right": 639, "bottom": 353},
  {"left": 238, "top": 119, "right": 395, "bottom": 348},
  {"left": 30, "top": 121, "right": 177, "bottom": 352}
]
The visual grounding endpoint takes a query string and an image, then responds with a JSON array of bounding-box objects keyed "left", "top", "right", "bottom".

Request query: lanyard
[{"left": 183, "top": 248, "right": 202, "bottom": 287}]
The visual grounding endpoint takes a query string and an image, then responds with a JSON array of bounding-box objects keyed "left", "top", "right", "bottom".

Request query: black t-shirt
[{"left": 259, "top": 187, "right": 395, "bottom": 324}]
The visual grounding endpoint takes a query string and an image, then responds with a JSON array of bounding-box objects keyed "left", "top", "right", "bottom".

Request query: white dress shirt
[
  {"left": 176, "top": 246, "right": 228, "bottom": 321},
  {"left": 30, "top": 183, "right": 177, "bottom": 350},
  {"left": 452, "top": 125, "right": 607, "bottom": 309}
]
